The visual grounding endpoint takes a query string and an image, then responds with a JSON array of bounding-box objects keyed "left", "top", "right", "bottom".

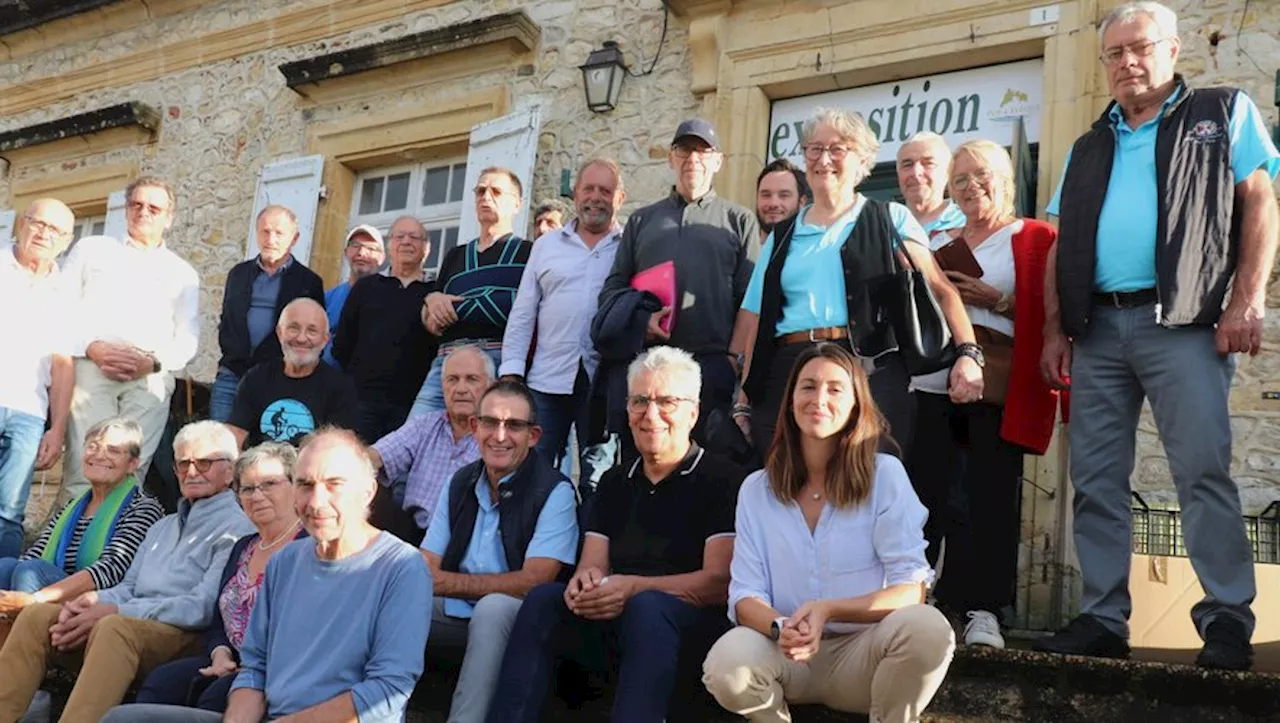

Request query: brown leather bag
[{"left": 974, "top": 325, "right": 1013, "bottom": 406}]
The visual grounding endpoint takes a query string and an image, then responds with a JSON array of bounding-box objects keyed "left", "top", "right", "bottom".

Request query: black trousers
[
  {"left": 907, "top": 392, "right": 1023, "bottom": 618},
  {"left": 749, "top": 341, "right": 915, "bottom": 459}
]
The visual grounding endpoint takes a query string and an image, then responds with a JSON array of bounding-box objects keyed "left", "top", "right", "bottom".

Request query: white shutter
[
  {"left": 458, "top": 104, "right": 543, "bottom": 244},
  {"left": 103, "top": 191, "right": 127, "bottom": 240},
  {"left": 0, "top": 209, "right": 14, "bottom": 244},
  {"left": 245, "top": 155, "right": 325, "bottom": 264}
]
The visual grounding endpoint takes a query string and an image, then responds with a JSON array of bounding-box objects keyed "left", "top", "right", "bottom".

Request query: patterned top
[
  {"left": 20, "top": 492, "right": 165, "bottom": 589},
  {"left": 218, "top": 540, "right": 264, "bottom": 651},
  {"left": 372, "top": 411, "right": 480, "bottom": 530}
]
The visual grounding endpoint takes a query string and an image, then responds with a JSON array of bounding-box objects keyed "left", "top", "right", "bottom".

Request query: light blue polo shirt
[
  {"left": 423, "top": 467, "right": 578, "bottom": 618},
  {"left": 923, "top": 201, "right": 967, "bottom": 233},
  {"left": 1048, "top": 89, "right": 1280, "bottom": 293},
  {"left": 741, "top": 198, "right": 928, "bottom": 335}
]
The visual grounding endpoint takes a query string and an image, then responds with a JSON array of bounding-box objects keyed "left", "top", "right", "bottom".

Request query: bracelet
[{"left": 731, "top": 404, "right": 752, "bottom": 418}]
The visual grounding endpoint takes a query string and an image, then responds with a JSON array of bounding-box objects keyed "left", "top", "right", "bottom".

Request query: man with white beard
[{"left": 227, "top": 298, "right": 359, "bottom": 448}]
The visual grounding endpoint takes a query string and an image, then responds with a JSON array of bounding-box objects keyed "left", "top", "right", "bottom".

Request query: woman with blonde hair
[
  {"left": 703, "top": 343, "right": 954, "bottom": 722},
  {"left": 907, "top": 139, "right": 1063, "bottom": 650}
]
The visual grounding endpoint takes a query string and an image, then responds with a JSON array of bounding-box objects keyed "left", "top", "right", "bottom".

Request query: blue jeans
[
  {"left": 0, "top": 557, "right": 67, "bottom": 593},
  {"left": 532, "top": 366, "right": 616, "bottom": 494},
  {"left": 486, "top": 583, "right": 728, "bottom": 723},
  {"left": 0, "top": 407, "right": 44, "bottom": 558},
  {"left": 409, "top": 345, "right": 503, "bottom": 419},
  {"left": 208, "top": 367, "right": 239, "bottom": 423}
]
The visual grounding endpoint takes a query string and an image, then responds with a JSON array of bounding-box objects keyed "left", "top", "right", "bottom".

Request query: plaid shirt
[{"left": 373, "top": 411, "right": 480, "bottom": 529}]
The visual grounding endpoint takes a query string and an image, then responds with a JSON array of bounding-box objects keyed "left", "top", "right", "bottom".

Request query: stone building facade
[{"left": 0, "top": 0, "right": 1277, "bottom": 627}]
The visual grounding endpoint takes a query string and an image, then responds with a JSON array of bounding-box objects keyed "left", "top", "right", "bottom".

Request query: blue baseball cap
[{"left": 672, "top": 119, "right": 719, "bottom": 150}]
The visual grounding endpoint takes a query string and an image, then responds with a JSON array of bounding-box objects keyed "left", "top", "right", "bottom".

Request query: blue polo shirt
[
  {"left": 741, "top": 198, "right": 928, "bottom": 335},
  {"left": 422, "top": 467, "right": 578, "bottom": 619},
  {"left": 922, "top": 201, "right": 967, "bottom": 233},
  {"left": 248, "top": 255, "right": 293, "bottom": 351},
  {"left": 1048, "top": 89, "right": 1280, "bottom": 293}
]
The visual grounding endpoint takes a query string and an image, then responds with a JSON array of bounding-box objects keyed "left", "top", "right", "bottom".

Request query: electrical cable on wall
[
  {"left": 627, "top": 0, "right": 669, "bottom": 77},
  {"left": 1235, "top": 0, "right": 1266, "bottom": 76}
]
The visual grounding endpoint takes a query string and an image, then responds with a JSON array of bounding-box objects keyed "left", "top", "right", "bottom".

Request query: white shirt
[
  {"left": 63, "top": 234, "right": 200, "bottom": 372},
  {"left": 0, "top": 245, "right": 78, "bottom": 417},
  {"left": 499, "top": 220, "right": 622, "bottom": 394},
  {"left": 911, "top": 220, "right": 1020, "bottom": 395},
  {"left": 728, "top": 456, "right": 933, "bottom": 634}
]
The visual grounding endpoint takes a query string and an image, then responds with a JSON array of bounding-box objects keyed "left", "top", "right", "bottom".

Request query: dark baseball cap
[{"left": 672, "top": 119, "right": 719, "bottom": 149}]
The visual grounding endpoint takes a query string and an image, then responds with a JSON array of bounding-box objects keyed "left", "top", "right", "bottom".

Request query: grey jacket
[{"left": 98, "top": 488, "right": 254, "bottom": 630}]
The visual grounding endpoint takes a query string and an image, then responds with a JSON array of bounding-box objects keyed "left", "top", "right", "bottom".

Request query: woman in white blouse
[{"left": 702, "top": 343, "right": 954, "bottom": 723}]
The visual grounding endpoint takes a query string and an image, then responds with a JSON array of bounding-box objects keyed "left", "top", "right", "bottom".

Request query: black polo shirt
[{"left": 586, "top": 444, "right": 742, "bottom": 577}]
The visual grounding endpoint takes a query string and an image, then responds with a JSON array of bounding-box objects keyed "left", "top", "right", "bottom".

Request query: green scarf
[{"left": 41, "top": 475, "right": 139, "bottom": 571}]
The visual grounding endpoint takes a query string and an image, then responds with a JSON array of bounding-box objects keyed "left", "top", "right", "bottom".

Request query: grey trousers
[
  {"left": 1069, "top": 304, "right": 1256, "bottom": 638},
  {"left": 429, "top": 593, "right": 524, "bottom": 723},
  {"left": 101, "top": 704, "right": 221, "bottom": 722}
]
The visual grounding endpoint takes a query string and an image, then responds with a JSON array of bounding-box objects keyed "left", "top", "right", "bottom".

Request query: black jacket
[
  {"left": 217, "top": 257, "right": 325, "bottom": 376},
  {"left": 587, "top": 287, "right": 663, "bottom": 442}
]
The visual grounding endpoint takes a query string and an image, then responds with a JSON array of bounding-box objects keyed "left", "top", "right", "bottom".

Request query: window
[
  {"left": 348, "top": 159, "right": 467, "bottom": 280},
  {"left": 72, "top": 215, "right": 106, "bottom": 241}
]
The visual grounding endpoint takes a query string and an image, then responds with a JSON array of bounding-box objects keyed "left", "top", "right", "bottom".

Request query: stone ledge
[{"left": 0, "top": 102, "right": 160, "bottom": 156}]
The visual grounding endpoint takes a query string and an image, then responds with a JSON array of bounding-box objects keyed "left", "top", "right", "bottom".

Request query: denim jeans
[
  {"left": 409, "top": 346, "right": 503, "bottom": 419},
  {"left": 0, "top": 557, "right": 67, "bottom": 593},
  {"left": 531, "top": 365, "right": 616, "bottom": 494},
  {"left": 0, "top": 407, "right": 45, "bottom": 558},
  {"left": 207, "top": 367, "right": 239, "bottom": 423}
]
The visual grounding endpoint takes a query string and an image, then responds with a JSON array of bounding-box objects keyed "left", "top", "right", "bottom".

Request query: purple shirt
[{"left": 373, "top": 411, "right": 480, "bottom": 529}]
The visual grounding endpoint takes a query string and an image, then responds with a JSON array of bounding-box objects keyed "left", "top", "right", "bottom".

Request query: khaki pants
[
  {"left": 702, "top": 605, "right": 955, "bottom": 723},
  {"left": 0, "top": 603, "right": 199, "bottom": 723},
  {"left": 63, "top": 360, "right": 174, "bottom": 504}
]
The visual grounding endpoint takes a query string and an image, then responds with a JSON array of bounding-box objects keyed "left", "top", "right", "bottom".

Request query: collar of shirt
[
  {"left": 474, "top": 468, "right": 518, "bottom": 511},
  {"left": 669, "top": 187, "right": 718, "bottom": 209},
  {"left": 626, "top": 443, "right": 705, "bottom": 481},
  {"left": 256, "top": 253, "right": 294, "bottom": 277},
  {"left": 1108, "top": 84, "right": 1183, "bottom": 132},
  {"left": 1, "top": 243, "right": 59, "bottom": 280},
  {"left": 561, "top": 219, "right": 623, "bottom": 248}
]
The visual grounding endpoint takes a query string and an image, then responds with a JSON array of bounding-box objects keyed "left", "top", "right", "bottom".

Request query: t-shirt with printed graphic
[{"left": 228, "top": 360, "right": 360, "bottom": 447}]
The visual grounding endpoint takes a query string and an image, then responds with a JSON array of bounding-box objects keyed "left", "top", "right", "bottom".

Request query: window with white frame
[
  {"left": 72, "top": 214, "right": 106, "bottom": 242},
  {"left": 348, "top": 159, "right": 467, "bottom": 280}
]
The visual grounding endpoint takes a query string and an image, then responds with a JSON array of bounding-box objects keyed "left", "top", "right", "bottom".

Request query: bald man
[
  {"left": 0, "top": 198, "right": 78, "bottom": 557},
  {"left": 226, "top": 298, "right": 359, "bottom": 449}
]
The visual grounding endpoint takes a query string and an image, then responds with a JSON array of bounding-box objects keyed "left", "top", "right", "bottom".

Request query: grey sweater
[{"left": 97, "top": 489, "right": 254, "bottom": 630}]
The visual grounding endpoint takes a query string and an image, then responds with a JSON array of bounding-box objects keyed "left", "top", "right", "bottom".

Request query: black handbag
[{"left": 881, "top": 233, "right": 956, "bottom": 375}]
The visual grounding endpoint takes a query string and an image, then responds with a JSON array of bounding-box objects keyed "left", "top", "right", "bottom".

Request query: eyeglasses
[
  {"left": 237, "top": 478, "right": 288, "bottom": 498},
  {"left": 22, "top": 216, "right": 70, "bottom": 238},
  {"left": 474, "top": 185, "right": 508, "bottom": 199},
  {"left": 1100, "top": 38, "right": 1168, "bottom": 66},
  {"left": 84, "top": 441, "right": 134, "bottom": 458},
  {"left": 951, "top": 169, "right": 994, "bottom": 190},
  {"left": 476, "top": 416, "right": 535, "bottom": 433},
  {"left": 671, "top": 145, "right": 716, "bottom": 159},
  {"left": 174, "top": 457, "right": 231, "bottom": 474},
  {"left": 802, "top": 144, "right": 851, "bottom": 161},
  {"left": 626, "top": 395, "right": 696, "bottom": 415},
  {"left": 126, "top": 200, "right": 169, "bottom": 216}
]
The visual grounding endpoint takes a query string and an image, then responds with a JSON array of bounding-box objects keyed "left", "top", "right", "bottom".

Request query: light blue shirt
[
  {"left": 423, "top": 468, "right": 579, "bottom": 618},
  {"left": 231, "top": 533, "right": 432, "bottom": 723},
  {"left": 922, "top": 201, "right": 967, "bottom": 233},
  {"left": 741, "top": 199, "right": 928, "bottom": 335},
  {"left": 727, "top": 455, "right": 932, "bottom": 634},
  {"left": 499, "top": 220, "right": 622, "bottom": 394},
  {"left": 1047, "top": 89, "right": 1280, "bottom": 293},
  {"left": 247, "top": 255, "right": 292, "bottom": 352},
  {"left": 321, "top": 281, "right": 352, "bottom": 368}
]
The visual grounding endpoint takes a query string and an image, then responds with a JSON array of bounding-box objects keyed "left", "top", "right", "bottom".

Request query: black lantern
[{"left": 580, "top": 41, "right": 628, "bottom": 113}]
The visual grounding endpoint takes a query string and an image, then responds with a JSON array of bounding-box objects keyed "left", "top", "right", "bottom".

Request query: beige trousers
[
  {"left": 0, "top": 603, "right": 199, "bottom": 723},
  {"left": 702, "top": 604, "right": 956, "bottom": 723},
  {"left": 62, "top": 359, "right": 174, "bottom": 504}
]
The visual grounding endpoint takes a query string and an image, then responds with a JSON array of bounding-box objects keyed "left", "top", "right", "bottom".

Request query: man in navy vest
[
  {"left": 1037, "top": 1, "right": 1280, "bottom": 670},
  {"left": 420, "top": 380, "right": 578, "bottom": 723}
]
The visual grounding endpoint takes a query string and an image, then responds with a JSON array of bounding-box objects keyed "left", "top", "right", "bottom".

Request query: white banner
[{"left": 768, "top": 59, "right": 1044, "bottom": 166}]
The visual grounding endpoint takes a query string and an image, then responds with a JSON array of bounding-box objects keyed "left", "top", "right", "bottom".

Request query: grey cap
[{"left": 672, "top": 119, "right": 719, "bottom": 149}]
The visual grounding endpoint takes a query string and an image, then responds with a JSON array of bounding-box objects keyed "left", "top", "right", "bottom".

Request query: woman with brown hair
[{"left": 703, "top": 343, "right": 954, "bottom": 723}]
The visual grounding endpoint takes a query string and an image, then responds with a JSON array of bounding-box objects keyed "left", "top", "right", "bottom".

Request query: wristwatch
[
  {"left": 769, "top": 616, "right": 788, "bottom": 641},
  {"left": 957, "top": 342, "right": 985, "bottom": 368},
  {"left": 146, "top": 353, "right": 162, "bottom": 373},
  {"left": 993, "top": 293, "right": 1012, "bottom": 314}
]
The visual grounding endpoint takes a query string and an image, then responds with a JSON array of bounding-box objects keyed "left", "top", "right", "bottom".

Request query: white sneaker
[{"left": 964, "top": 610, "right": 1005, "bottom": 648}]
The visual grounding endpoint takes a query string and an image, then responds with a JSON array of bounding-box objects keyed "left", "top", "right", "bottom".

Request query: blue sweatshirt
[{"left": 231, "top": 532, "right": 433, "bottom": 722}]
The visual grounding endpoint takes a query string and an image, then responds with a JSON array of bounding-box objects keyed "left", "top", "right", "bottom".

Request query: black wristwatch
[
  {"left": 147, "top": 353, "right": 162, "bottom": 373},
  {"left": 769, "top": 616, "right": 787, "bottom": 641},
  {"left": 956, "top": 342, "right": 985, "bottom": 368}
]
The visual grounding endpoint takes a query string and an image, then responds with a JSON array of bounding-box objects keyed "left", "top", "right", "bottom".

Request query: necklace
[
  {"left": 812, "top": 492, "right": 822, "bottom": 500},
  {"left": 258, "top": 521, "right": 300, "bottom": 551}
]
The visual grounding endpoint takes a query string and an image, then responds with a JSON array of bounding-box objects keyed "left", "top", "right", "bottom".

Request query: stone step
[{"left": 405, "top": 646, "right": 1280, "bottom": 722}]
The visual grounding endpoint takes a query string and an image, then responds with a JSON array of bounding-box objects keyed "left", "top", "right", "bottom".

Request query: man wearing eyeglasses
[
  {"left": 419, "top": 380, "right": 577, "bottom": 723},
  {"left": 489, "top": 346, "right": 744, "bottom": 723},
  {"left": 226, "top": 299, "right": 359, "bottom": 449},
  {"left": 0, "top": 421, "right": 253, "bottom": 722},
  {"left": 61, "top": 177, "right": 201, "bottom": 505},
  {"left": 598, "top": 120, "right": 759, "bottom": 455},
  {"left": 332, "top": 215, "right": 438, "bottom": 443},
  {"left": 413, "top": 167, "right": 532, "bottom": 418},
  {"left": 322, "top": 225, "right": 387, "bottom": 368},
  {"left": 0, "top": 198, "right": 79, "bottom": 559},
  {"left": 1036, "top": 2, "right": 1280, "bottom": 671}
]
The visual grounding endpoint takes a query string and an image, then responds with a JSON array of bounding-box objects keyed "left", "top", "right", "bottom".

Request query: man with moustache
[
  {"left": 367, "top": 345, "right": 490, "bottom": 545},
  {"left": 502, "top": 157, "right": 626, "bottom": 487},
  {"left": 226, "top": 298, "right": 359, "bottom": 449},
  {"left": 896, "top": 132, "right": 966, "bottom": 233},
  {"left": 420, "top": 380, "right": 578, "bottom": 723},
  {"left": 414, "top": 167, "right": 532, "bottom": 417},
  {"left": 323, "top": 225, "right": 386, "bottom": 368},
  {"left": 754, "top": 158, "right": 809, "bottom": 240},
  {"left": 211, "top": 205, "right": 325, "bottom": 421},
  {"left": 530, "top": 199, "right": 569, "bottom": 240},
  {"left": 333, "top": 216, "right": 437, "bottom": 443},
  {"left": 0, "top": 198, "right": 79, "bottom": 557}
]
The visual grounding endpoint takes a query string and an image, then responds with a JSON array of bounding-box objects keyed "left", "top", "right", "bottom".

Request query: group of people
[{"left": 0, "top": 2, "right": 1277, "bottom": 721}]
